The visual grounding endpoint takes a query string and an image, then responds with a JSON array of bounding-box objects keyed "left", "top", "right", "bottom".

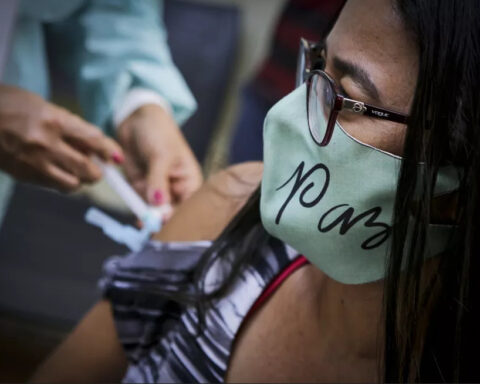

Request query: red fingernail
[
  {"left": 153, "top": 190, "right": 164, "bottom": 205},
  {"left": 112, "top": 152, "right": 124, "bottom": 164}
]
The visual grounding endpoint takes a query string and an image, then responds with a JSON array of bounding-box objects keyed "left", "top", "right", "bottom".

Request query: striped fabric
[{"left": 99, "top": 228, "right": 298, "bottom": 383}]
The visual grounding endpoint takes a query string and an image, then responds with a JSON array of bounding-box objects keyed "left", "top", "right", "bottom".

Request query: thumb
[{"left": 146, "top": 155, "right": 171, "bottom": 206}]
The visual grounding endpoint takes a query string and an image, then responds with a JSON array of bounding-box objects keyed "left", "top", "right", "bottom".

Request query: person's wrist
[
  {"left": 120, "top": 101, "right": 186, "bottom": 149},
  {"left": 129, "top": 103, "right": 169, "bottom": 119},
  {"left": 113, "top": 88, "right": 174, "bottom": 129}
]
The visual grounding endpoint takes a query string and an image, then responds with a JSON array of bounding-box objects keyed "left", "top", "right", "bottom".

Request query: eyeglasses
[{"left": 297, "top": 39, "right": 410, "bottom": 147}]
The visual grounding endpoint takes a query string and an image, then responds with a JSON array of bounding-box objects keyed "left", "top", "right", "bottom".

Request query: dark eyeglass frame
[{"left": 297, "top": 38, "right": 410, "bottom": 147}]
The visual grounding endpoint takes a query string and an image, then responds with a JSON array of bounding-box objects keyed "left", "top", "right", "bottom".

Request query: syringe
[
  {"left": 85, "top": 157, "right": 171, "bottom": 251},
  {"left": 93, "top": 157, "right": 150, "bottom": 220},
  {"left": 92, "top": 157, "right": 171, "bottom": 228}
]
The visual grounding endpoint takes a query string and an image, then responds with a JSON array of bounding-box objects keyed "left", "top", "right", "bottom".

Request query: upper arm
[
  {"left": 154, "top": 162, "right": 263, "bottom": 242},
  {"left": 31, "top": 301, "right": 127, "bottom": 383},
  {"left": 32, "top": 162, "right": 262, "bottom": 382}
]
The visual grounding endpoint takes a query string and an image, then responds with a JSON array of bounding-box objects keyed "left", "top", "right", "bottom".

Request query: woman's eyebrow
[{"left": 332, "top": 56, "right": 381, "bottom": 101}]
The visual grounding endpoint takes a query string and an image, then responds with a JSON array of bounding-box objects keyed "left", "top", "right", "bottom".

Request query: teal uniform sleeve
[{"left": 65, "top": 0, "right": 197, "bottom": 134}]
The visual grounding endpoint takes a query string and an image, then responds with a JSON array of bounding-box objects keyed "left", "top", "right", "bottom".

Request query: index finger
[{"left": 59, "top": 110, "right": 124, "bottom": 162}]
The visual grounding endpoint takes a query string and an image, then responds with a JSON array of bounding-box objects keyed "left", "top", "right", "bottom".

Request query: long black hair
[
  {"left": 159, "top": 1, "right": 480, "bottom": 381},
  {"left": 385, "top": 0, "right": 480, "bottom": 381}
]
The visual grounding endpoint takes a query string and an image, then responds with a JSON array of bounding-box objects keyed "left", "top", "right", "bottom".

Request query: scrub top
[{"left": 0, "top": 0, "right": 197, "bottom": 225}]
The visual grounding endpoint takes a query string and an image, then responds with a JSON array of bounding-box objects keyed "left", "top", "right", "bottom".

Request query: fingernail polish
[
  {"left": 153, "top": 190, "right": 164, "bottom": 205},
  {"left": 112, "top": 152, "right": 124, "bottom": 164}
]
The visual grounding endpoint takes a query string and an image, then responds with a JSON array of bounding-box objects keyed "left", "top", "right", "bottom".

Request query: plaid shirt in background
[{"left": 253, "top": 0, "right": 345, "bottom": 105}]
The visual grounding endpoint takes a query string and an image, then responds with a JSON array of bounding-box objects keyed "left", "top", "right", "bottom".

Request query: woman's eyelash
[{"left": 318, "top": 50, "right": 351, "bottom": 99}]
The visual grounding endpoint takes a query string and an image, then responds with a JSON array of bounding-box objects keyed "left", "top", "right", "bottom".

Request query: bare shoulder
[{"left": 154, "top": 162, "right": 263, "bottom": 242}]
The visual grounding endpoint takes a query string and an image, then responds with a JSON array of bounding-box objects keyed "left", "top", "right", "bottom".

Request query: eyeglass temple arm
[
  {"left": 342, "top": 98, "right": 409, "bottom": 125},
  {"left": 363, "top": 104, "right": 409, "bottom": 124}
]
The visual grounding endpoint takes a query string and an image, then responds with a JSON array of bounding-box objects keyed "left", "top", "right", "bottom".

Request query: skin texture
[
  {"left": 0, "top": 85, "right": 124, "bottom": 191},
  {"left": 118, "top": 104, "right": 203, "bottom": 207},
  {"left": 30, "top": 300, "right": 128, "bottom": 383},
  {"left": 153, "top": 162, "right": 262, "bottom": 242},
  {"left": 325, "top": 0, "right": 418, "bottom": 156},
  {"left": 32, "top": 0, "right": 419, "bottom": 382}
]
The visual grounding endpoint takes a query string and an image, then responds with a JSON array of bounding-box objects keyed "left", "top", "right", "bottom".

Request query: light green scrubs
[{"left": 0, "top": 0, "right": 197, "bottom": 226}]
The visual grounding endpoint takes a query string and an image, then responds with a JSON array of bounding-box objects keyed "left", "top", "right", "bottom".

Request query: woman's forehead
[
  {"left": 327, "top": 0, "right": 412, "bottom": 60},
  {"left": 326, "top": 0, "right": 419, "bottom": 109}
]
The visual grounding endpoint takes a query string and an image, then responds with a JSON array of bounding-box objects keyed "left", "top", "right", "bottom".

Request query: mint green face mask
[{"left": 260, "top": 84, "right": 457, "bottom": 284}]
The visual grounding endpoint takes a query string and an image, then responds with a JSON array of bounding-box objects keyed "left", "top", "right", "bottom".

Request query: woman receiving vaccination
[{"left": 33, "top": 0, "right": 480, "bottom": 382}]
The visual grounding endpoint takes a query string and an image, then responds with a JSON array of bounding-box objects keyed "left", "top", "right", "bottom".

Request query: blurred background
[{"left": 0, "top": 0, "right": 287, "bottom": 381}]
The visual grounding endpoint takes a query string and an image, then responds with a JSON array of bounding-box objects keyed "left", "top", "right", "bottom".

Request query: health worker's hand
[
  {"left": 0, "top": 85, "right": 124, "bottom": 191},
  {"left": 117, "top": 104, "right": 203, "bottom": 207}
]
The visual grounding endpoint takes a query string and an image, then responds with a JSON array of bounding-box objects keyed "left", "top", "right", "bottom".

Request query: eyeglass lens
[{"left": 308, "top": 73, "right": 334, "bottom": 145}]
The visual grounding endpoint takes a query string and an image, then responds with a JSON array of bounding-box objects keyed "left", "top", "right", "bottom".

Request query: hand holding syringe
[
  {"left": 93, "top": 157, "right": 172, "bottom": 224},
  {"left": 85, "top": 157, "right": 172, "bottom": 251}
]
